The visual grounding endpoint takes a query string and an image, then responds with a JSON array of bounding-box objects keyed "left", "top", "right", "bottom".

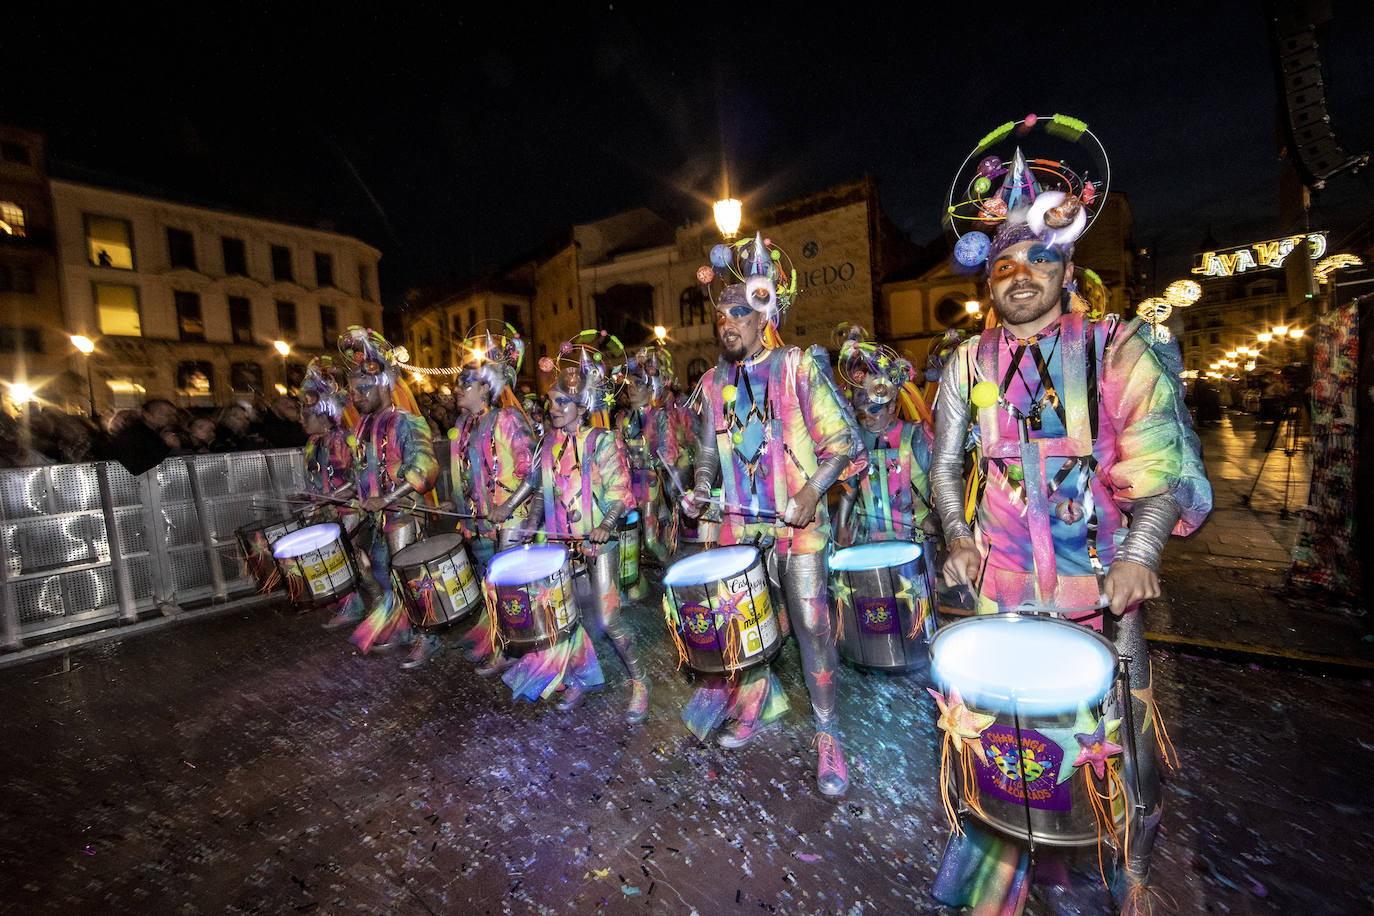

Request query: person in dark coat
[{"left": 112, "top": 398, "right": 179, "bottom": 475}]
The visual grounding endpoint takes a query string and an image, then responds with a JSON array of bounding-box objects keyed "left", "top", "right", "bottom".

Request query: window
[
  {"left": 222, "top": 237, "right": 247, "bottom": 276},
  {"left": 1209, "top": 332, "right": 1220, "bottom": 344},
  {"left": 1, "top": 142, "right": 30, "bottom": 165},
  {"left": 0, "top": 327, "right": 42, "bottom": 353},
  {"left": 276, "top": 300, "right": 297, "bottom": 334},
  {"left": 503, "top": 303, "right": 521, "bottom": 330},
  {"left": 271, "top": 245, "right": 293, "bottom": 282},
  {"left": 94, "top": 282, "right": 142, "bottom": 336},
  {"left": 176, "top": 361, "right": 214, "bottom": 404},
  {"left": 358, "top": 263, "right": 373, "bottom": 301},
  {"left": 174, "top": 290, "right": 205, "bottom": 341},
  {"left": 467, "top": 307, "right": 476, "bottom": 330},
  {"left": 314, "top": 252, "right": 334, "bottom": 287},
  {"left": 1, "top": 201, "right": 27, "bottom": 238},
  {"left": 0, "top": 263, "right": 36, "bottom": 293},
  {"left": 230, "top": 361, "right": 263, "bottom": 393},
  {"left": 85, "top": 215, "right": 134, "bottom": 269},
  {"left": 320, "top": 304, "right": 338, "bottom": 343},
  {"left": 167, "top": 228, "right": 196, "bottom": 270},
  {"left": 451, "top": 315, "right": 463, "bottom": 337},
  {"left": 229, "top": 296, "right": 253, "bottom": 344},
  {"left": 679, "top": 286, "right": 709, "bottom": 326}
]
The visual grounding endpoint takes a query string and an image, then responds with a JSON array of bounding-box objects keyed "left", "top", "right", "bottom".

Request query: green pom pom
[
  {"left": 974, "top": 176, "right": 991, "bottom": 194},
  {"left": 722, "top": 384, "right": 737, "bottom": 399},
  {"left": 732, "top": 431, "right": 744, "bottom": 445},
  {"left": 971, "top": 380, "right": 999, "bottom": 409},
  {"left": 771, "top": 250, "right": 781, "bottom": 261},
  {"left": 1007, "top": 464, "right": 1024, "bottom": 484},
  {"left": 447, "top": 427, "right": 459, "bottom": 440}
]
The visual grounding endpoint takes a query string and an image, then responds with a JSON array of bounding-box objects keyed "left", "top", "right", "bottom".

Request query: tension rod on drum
[
  {"left": 1116, "top": 652, "right": 1146, "bottom": 815},
  {"left": 1011, "top": 702, "right": 1038, "bottom": 863}
]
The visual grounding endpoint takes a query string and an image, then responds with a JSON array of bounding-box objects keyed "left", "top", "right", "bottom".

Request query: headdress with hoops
[
  {"left": 299, "top": 356, "right": 353, "bottom": 425},
  {"left": 337, "top": 326, "right": 423, "bottom": 417},
  {"left": 695, "top": 232, "right": 798, "bottom": 350},
  {"left": 613, "top": 344, "right": 675, "bottom": 403},
  {"left": 537, "top": 329, "right": 623, "bottom": 428},
  {"left": 458, "top": 321, "right": 525, "bottom": 408},
  {"left": 833, "top": 324, "right": 932, "bottom": 425}
]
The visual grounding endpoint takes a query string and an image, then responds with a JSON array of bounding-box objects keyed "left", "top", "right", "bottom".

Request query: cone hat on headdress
[{"left": 539, "top": 329, "right": 623, "bottom": 428}]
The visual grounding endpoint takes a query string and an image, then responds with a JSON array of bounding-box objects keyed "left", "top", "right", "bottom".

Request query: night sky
[{"left": 9, "top": 2, "right": 1372, "bottom": 305}]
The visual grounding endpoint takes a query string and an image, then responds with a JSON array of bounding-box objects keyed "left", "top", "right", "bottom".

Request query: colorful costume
[
  {"left": 929, "top": 116, "right": 1212, "bottom": 913},
  {"left": 681, "top": 236, "right": 866, "bottom": 797},
  {"left": 500, "top": 332, "right": 648, "bottom": 721},
  {"left": 337, "top": 328, "right": 440, "bottom": 663}
]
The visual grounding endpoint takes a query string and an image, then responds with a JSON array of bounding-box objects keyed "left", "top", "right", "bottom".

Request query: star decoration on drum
[
  {"left": 926, "top": 687, "right": 996, "bottom": 765},
  {"left": 1072, "top": 717, "right": 1124, "bottom": 780},
  {"left": 715, "top": 582, "right": 749, "bottom": 620},
  {"left": 1039, "top": 704, "right": 1102, "bottom": 784},
  {"left": 534, "top": 583, "right": 558, "bottom": 612},
  {"left": 830, "top": 577, "right": 855, "bottom": 612},
  {"left": 894, "top": 574, "right": 919, "bottom": 610}
]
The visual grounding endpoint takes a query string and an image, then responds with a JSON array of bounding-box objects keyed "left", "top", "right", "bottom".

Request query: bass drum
[
  {"left": 662, "top": 545, "right": 781, "bottom": 676},
  {"left": 486, "top": 544, "right": 579, "bottom": 655},
  {"left": 392, "top": 533, "right": 484, "bottom": 628}
]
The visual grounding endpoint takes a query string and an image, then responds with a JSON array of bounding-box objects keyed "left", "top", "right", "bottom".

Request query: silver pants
[
  {"left": 764, "top": 546, "right": 839, "bottom": 731},
  {"left": 1107, "top": 609, "right": 1163, "bottom": 880},
  {"left": 575, "top": 550, "right": 644, "bottom": 682}
]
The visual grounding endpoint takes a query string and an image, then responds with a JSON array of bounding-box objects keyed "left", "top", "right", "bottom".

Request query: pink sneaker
[
  {"left": 814, "top": 731, "right": 849, "bottom": 797},
  {"left": 626, "top": 679, "right": 650, "bottom": 724}
]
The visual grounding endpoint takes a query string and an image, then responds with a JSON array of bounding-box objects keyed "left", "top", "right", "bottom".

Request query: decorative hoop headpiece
[
  {"left": 613, "top": 344, "right": 675, "bottom": 402},
  {"left": 696, "top": 232, "right": 798, "bottom": 349},
  {"left": 299, "top": 356, "right": 348, "bottom": 423},
  {"left": 538, "top": 329, "right": 624, "bottom": 427},
  {"left": 944, "top": 113, "right": 1110, "bottom": 272},
  {"left": 459, "top": 321, "right": 525, "bottom": 402}
]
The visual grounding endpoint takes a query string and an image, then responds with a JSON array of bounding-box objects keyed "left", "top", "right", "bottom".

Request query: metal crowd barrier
[{"left": 0, "top": 449, "right": 307, "bottom": 651}]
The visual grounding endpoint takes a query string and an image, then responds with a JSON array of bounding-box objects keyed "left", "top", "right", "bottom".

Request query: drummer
[
  {"left": 497, "top": 331, "right": 649, "bottom": 722},
  {"left": 445, "top": 325, "right": 538, "bottom": 676},
  {"left": 338, "top": 327, "right": 441, "bottom": 670},
  {"left": 682, "top": 235, "right": 866, "bottom": 798},
  {"left": 930, "top": 143, "right": 1212, "bottom": 910},
  {"left": 612, "top": 344, "right": 692, "bottom": 596},
  {"left": 832, "top": 328, "right": 935, "bottom": 548},
  {"left": 300, "top": 357, "right": 369, "bottom": 629}
]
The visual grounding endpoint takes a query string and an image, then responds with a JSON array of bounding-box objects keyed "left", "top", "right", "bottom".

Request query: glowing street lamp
[
  {"left": 1236, "top": 346, "right": 1250, "bottom": 355},
  {"left": 1271, "top": 324, "right": 1289, "bottom": 337},
  {"left": 965, "top": 300, "right": 982, "bottom": 315},
  {"left": 71, "top": 335, "right": 97, "bottom": 418},
  {"left": 9, "top": 382, "right": 35, "bottom": 405},
  {"left": 1225, "top": 350, "right": 1237, "bottom": 359},
  {"left": 653, "top": 325, "right": 668, "bottom": 343},
  {"left": 273, "top": 340, "right": 291, "bottom": 395},
  {"left": 1257, "top": 332, "right": 1273, "bottom": 343},
  {"left": 1288, "top": 328, "right": 1304, "bottom": 339},
  {"left": 713, "top": 198, "right": 742, "bottom": 239}
]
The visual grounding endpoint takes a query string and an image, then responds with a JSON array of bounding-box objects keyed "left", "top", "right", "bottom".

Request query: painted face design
[
  {"left": 547, "top": 389, "right": 583, "bottom": 430},
  {"left": 989, "top": 241, "right": 1069, "bottom": 329},
  {"left": 717, "top": 304, "right": 764, "bottom": 362}
]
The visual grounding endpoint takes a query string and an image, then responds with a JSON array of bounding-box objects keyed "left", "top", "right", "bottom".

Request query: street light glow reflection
[{"left": 71, "top": 335, "right": 95, "bottom": 354}]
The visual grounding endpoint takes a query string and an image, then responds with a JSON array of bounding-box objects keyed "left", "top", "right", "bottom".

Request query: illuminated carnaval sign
[{"left": 1191, "top": 232, "right": 1327, "bottom": 278}]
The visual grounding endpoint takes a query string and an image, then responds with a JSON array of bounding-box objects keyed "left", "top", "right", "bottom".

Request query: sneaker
[
  {"left": 556, "top": 683, "right": 586, "bottom": 712},
  {"left": 625, "top": 679, "right": 650, "bottom": 724},
  {"left": 475, "top": 654, "right": 515, "bottom": 677},
  {"left": 814, "top": 731, "right": 849, "bottom": 797},
  {"left": 400, "top": 636, "right": 440, "bottom": 670},
  {"left": 323, "top": 611, "right": 362, "bottom": 631},
  {"left": 372, "top": 631, "right": 412, "bottom": 654},
  {"left": 717, "top": 719, "right": 776, "bottom": 749}
]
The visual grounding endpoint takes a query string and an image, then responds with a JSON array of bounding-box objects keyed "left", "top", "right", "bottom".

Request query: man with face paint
[
  {"left": 833, "top": 334, "right": 934, "bottom": 548},
  {"left": 448, "top": 329, "right": 538, "bottom": 674},
  {"left": 498, "top": 334, "right": 648, "bottom": 722},
  {"left": 682, "top": 236, "right": 867, "bottom": 798},
  {"left": 929, "top": 147, "right": 1211, "bottom": 912},
  {"left": 613, "top": 345, "right": 692, "bottom": 595},
  {"left": 338, "top": 328, "right": 441, "bottom": 669}
]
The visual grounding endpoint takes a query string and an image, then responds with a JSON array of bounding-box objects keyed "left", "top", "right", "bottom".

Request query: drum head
[
  {"left": 664, "top": 545, "right": 757, "bottom": 587},
  {"left": 274, "top": 523, "right": 342, "bottom": 560},
  {"left": 489, "top": 544, "right": 568, "bottom": 586},
  {"left": 930, "top": 614, "right": 1116, "bottom": 716},
  {"left": 393, "top": 532, "right": 466, "bottom": 565},
  {"left": 831, "top": 541, "right": 922, "bottom": 571}
]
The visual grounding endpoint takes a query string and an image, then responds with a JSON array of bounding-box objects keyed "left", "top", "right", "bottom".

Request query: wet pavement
[{"left": 1, "top": 409, "right": 1371, "bottom": 914}]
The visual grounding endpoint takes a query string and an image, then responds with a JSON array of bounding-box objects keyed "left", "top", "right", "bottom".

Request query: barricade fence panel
[{"left": 0, "top": 449, "right": 307, "bottom": 649}]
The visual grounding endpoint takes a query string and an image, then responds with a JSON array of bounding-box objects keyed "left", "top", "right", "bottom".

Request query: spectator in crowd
[
  {"left": 112, "top": 398, "right": 180, "bottom": 475},
  {"left": 185, "top": 416, "right": 220, "bottom": 453},
  {"left": 260, "top": 396, "right": 308, "bottom": 448},
  {"left": 52, "top": 413, "right": 98, "bottom": 463},
  {"left": 214, "top": 404, "right": 265, "bottom": 451}
]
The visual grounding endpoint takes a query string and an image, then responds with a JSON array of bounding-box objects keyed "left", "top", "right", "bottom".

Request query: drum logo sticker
[
  {"left": 497, "top": 588, "right": 533, "bottom": 628},
  {"left": 679, "top": 602, "right": 718, "bottom": 650},
  {"left": 856, "top": 597, "right": 899, "bottom": 635},
  {"left": 975, "top": 725, "right": 1071, "bottom": 811}
]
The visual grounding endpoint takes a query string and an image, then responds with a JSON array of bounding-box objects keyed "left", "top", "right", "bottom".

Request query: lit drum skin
[
  {"left": 663, "top": 545, "right": 781, "bottom": 676},
  {"left": 273, "top": 523, "right": 360, "bottom": 611}
]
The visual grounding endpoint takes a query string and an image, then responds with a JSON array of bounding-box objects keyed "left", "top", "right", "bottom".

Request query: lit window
[
  {"left": 1, "top": 201, "right": 26, "bottom": 237},
  {"left": 86, "top": 215, "right": 134, "bottom": 269},
  {"left": 174, "top": 290, "right": 205, "bottom": 341},
  {"left": 94, "top": 282, "right": 142, "bottom": 336}
]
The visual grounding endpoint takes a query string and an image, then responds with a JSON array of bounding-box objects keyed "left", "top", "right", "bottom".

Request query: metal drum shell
[
  {"left": 664, "top": 546, "right": 781, "bottom": 676},
  {"left": 829, "top": 541, "right": 937, "bottom": 674},
  {"left": 272, "top": 523, "right": 360, "bottom": 611},
  {"left": 618, "top": 511, "right": 641, "bottom": 586},
  {"left": 488, "top": 545, "right": 579, "bottom": 656},
  {"left": 235, "top": 516, "right": 306, "bottom": 588},
  {"left": 930, "top": 613, "right": 1130, "bottom": 847},
  {"left": 392, "top": 533, "right": 484, "bottom": 629}
]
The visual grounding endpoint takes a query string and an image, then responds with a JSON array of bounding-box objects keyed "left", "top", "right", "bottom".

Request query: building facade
[{"left": 48, "top": 180, "right": 383, "bottom": 412}]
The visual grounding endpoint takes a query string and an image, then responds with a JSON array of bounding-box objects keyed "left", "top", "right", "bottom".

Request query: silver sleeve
[
  {"left": 931, "top": 356, "right": 975, "bottom": 543},
  {"left": 600, "top": 499, "right": 628, "bottom": 529},
  {"left": 692, "top": 405, "right": 720, "bottom": 493},
  {"left": 505, "top": 477, "right": 538, "bottom": 511},
  {"left": 836, "top": 485, "right": 857, "bottom": 529},
  {"left": 1114, "top": 494, "right": 1182, "bottom": 571},
  {"left": 384, "top": 481, "right": 416, "bottom": 505},
  {"left": 804, "top": 454, "right": 851, "bottom": 496}
]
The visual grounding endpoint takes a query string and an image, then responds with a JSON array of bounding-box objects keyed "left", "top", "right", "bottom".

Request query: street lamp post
[
  {"left": 653, "top": 325, "right": 668, "bottom": 344},
  {"left": 71, "top": 335, "right": 96, "bottom": 418},
  {"left": 713, "top": 198, "right": 742, "bottom": 239},
  {"left": 273, "top": 340, "right": 291, "bottom": 395}
]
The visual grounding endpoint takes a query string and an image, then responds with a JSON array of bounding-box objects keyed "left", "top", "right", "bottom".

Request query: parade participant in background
[
  {"left": 612, "top": 343, "right": 692, "bottom": 595},
  {"left": 682, "top": 235, "right": 866, "bottom": 797},
  {"left": 832, "top": 327, "right": 935, "bottom": 547},
  {"left": 338, "top": 328, "right": 441, "bottom": 670},
  {"left": 448, "top": 325, "right": 538, "bottom": 675},
  {"left": 930, "top": 117, "right": 1212, "bottom": 914},
  {"left": 499, "top": 332, "right": 648, "bottom": 721},
  {"left": 299, "top": 357, "right": 369, "bottom": 628}
]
